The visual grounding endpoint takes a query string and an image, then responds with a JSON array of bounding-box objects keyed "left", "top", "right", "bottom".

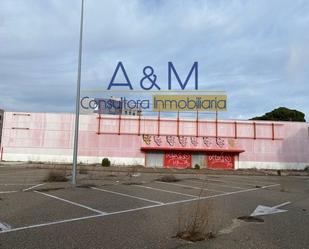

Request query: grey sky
[{"left": 0, "top": 0, "right": 308, "bottom": 119}]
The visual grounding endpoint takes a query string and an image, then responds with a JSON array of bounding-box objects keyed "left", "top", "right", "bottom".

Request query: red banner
[
  {"left": 164, "top": 152, "right": 192, "bottom": 168},
  {"left": 207, "top": 153, "right": 234, "bottom": 169}
]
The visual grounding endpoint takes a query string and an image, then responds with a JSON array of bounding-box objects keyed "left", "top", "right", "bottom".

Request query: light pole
[{"left": 72, "top": 0, "right": 84, "bottom": 185}]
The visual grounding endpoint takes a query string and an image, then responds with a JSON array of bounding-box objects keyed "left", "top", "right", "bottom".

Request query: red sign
[
  {"left": 164, "top": 152, "right": 192, "bottom": 168},
  {"left": 207, "top": 153, "right": 234, "bottom": 169}
]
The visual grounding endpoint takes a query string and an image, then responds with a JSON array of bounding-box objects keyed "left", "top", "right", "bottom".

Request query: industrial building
[{"left": 0, "top": 110, "right": 308, "bottom": 170}]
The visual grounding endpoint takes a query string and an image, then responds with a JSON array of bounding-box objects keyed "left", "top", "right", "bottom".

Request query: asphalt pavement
[{"left": 0, "top": 167, "right": 308, "bottom": 249}]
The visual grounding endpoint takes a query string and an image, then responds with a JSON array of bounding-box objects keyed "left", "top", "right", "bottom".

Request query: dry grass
[
  {"left": 77, "top": 184, "right": 97, "bottom": 188},
  {"left": 175, "top": 179, "right": 215, "bottom": 242},
  {"left": 157, "top": 175, "right": 180, "bottom": 182},
  {"left": 127, "top": 167, "right": 138, "bottom": 179},
  {"left": 176, "top": 202, "right": 215, "bottom": 242},
  {"left": 78, "top": 168, "right": 88, "bottom": 174},
  {"left": 44, "top": 170, "right": 68, "bottom": 182},
  {"left": 122, "top": 182, "right": 143, "bottom": 185},
  {"left": 37, "top": 187, "right": 65, "bottom": 192},
  {"left": 106, "top": 174, "right": 117, "bottom": 177},
  {"left": 237, "top": 216, "right": 264, "bottom": 223}
]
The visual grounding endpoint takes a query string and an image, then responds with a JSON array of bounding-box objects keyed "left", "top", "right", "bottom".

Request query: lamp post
[{"left": 72, "top": 0, "right": 84, "bottom": 185}]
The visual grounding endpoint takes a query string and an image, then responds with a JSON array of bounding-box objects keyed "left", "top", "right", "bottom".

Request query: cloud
[{"left": 0, "top": 0, "right": 308, "bottom": 120}]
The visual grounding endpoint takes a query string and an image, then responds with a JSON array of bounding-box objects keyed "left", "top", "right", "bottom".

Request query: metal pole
[{"left": 72, "top": 0, "right": 84, "bottom": 185}]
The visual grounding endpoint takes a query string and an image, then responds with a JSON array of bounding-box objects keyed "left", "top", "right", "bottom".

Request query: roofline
[
  {"left": 141, "top": 147, "right": 245, "bottom": 153},
  {"left": 2, "top": 110, "right": 308, "bottom": 125}
]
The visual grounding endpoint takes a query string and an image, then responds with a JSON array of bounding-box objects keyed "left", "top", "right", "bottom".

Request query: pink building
[{"left": 0, "top": 111, "right": 308, "bottom": 170}]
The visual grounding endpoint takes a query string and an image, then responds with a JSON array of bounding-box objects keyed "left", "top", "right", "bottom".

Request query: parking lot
[{"left": 0, "top": 166, "right": 308, "bottom": 249}]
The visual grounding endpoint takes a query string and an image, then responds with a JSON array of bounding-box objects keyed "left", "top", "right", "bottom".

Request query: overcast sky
[{"left": 0, "top": 0, "right": 308, "bottom": 120}]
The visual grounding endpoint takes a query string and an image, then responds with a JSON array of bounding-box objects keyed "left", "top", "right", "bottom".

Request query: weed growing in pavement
[
  {"left": 79, "top": 167, "right": 88, "bottom": 174},
  {"left": 122, "top": 182, "right": 143, "bottom": 185},
  {"left": 77, "top": 184, "right": 98, "bottom": 188},
  {"left": 37, "top": 187, "right": 65, "bottom": 192},
  {"left": 237, "top": 216, "right": 264, "bottom": 222},
  {"left": 157, "top": 175, "right": 180, "bottom": 182},
  {"left": 44, "top": 170, "right": 68, "bottom": 182},
  {"left": 175, "top": 178, "right": 216, "bottom": 242},
  {"left": 127, "top": 167, "right": 138, "bottom": 180}
]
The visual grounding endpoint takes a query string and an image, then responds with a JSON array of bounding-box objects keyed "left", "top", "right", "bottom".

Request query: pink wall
[
  {"left": 235, "top": 122, "right": 309, "bottom": 163},
  {"left": 1, "top": 111, "right": 309, "bottom": 168}
]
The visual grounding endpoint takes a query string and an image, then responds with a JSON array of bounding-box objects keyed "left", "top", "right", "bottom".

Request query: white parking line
[
  {"left": 203, "top": 177, "right": 269, "bottom": 187},
  {"left": 156, "top": 181, "right": 227, "bottom": 193},
  {"left": 0, "top": 183, "right": 35, "bottom": 186},
  {"left": 220, "top": 176, "right": 277, "bottom": 185},
  {"left": 134, "top": 185, "right": 198, "bottom": 198},
  {"left": 91, "top": 187, "right": 164, "bottom": 205},
  {"left": 184, "top": 179, "right": 246, "bottom": 190},
  {"left": 0, "top": 214, "right": 105, "bottom": 234},
  {"left": 23, "top": 183, "right": 46, "bottom": 192},
  {"left": 0, "top": 183, "right": 280, "bottom": 234},
  {"left": 0, "top": 191, "right": 18, "bottom": 194},
  {"left": 34, "top": 191, "right": 106, "bottom": 215}
]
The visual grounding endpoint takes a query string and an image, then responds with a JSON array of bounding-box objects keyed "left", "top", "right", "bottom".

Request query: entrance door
[
  {"left": 145, "top": 152, "right": 164, "bottom": 168},
  {"left": 207, "top": 153, "right": 234, "bottom": 169},
  {"left": 164, "top": 152, "right": 192, "bottom": 168}
]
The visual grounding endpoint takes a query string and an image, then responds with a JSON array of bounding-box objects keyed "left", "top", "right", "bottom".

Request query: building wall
[
  {"left": 0, "top": 109, "right": 4, "bottom": 147},
  {"left": 0, "top": 111, "right": 308, "bottom": 170}
]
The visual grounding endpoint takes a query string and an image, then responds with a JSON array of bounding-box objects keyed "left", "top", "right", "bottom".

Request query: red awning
[{"left": 141, "top": 147, "right": 245, "bottom": 154}]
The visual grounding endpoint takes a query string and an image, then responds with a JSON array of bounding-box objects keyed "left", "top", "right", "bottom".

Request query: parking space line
[
  {"left": 220, "top": 176, "right": 277, "bottom": 186},
  {"left": 34, "top": 191, "right": 106, "bottom": 215},
  {"left": 0, "top": 190, "right": 18, "bottom": 194},
  {"left": 185, "top": 176, "right": 277, "bottom": 188},
  {"left": 184, "top": 179, "right": 247, "bottom": 190},
  {"left": 0, "top": 183, "right": 35, "bottom": 186},
  {"left": 91, "top": 187, "right": 164, "bottom": 205},
  {"left": 23, "top": 183, "right": 46, "bottom": 192},
  {"left": 0, "top": 203, "right": 162, "bottom": 235},
  {"left": 262, "top": 184, "right": 280, "bottom": 188},
  {"left": 134, "top": 185, "right": 199, "bottom": 198},
  {"left": 203, "top": 177, "right": 269, "bottom": 187},
  {"left": 164, "top": 184, "right": 280, "bottom": 205},
  {"left": 0, "top": 214, "right": 105, "bottom": 234},
  {"left": 0, "top": 183, "right": 280, "bottom": 234},
  {"left": 156, "top": 181, "right": 227, "bottom": 193},
  {"left": 106, "top": 203, "right": 163, "bottom": 216}
]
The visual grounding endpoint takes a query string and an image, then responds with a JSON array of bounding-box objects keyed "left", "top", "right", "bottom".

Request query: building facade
[
  {"left": 0, "top": 110, "right": 308, "bottom": 170},
  {"left": 0, "top": 109, "right": 4, "bottom": 148}
]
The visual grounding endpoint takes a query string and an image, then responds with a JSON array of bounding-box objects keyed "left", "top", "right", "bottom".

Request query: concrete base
[
  {"left": 2, "top": 153, "right": 144, "bottom": 166},
  {"left": 2, "top": 152, "right": 309, "bottom": 170},
  {"left": 237, "top": 161, "right": 309, "bottom": 170}
]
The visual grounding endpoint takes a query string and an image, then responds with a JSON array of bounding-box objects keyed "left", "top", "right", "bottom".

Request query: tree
[{"left": 250, "top": 107, "right": 306, "bottom": 122}]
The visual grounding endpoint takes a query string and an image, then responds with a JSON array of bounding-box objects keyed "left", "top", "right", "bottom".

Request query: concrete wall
[{"left": 0, "top": 111, "right": 308, "bottom": 170}]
